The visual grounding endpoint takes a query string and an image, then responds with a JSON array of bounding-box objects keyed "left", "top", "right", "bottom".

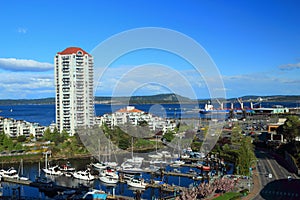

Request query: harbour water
[
  {"left": 0, "top": 157, "right": 206, "bottom": 199},
  {"left": 0, "top": 101, "right": 298, "bottom": 126}
]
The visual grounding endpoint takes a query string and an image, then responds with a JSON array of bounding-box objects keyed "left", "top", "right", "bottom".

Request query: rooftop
[
  {"left": 116, "top": 106, "right": 143, "bottom": 113},
  {"left": 57, "top": 47, "right": 90, "bottom": 56}
]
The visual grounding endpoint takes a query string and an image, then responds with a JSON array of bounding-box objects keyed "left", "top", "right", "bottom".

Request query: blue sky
[{"left": 0, "top": 0, "right": 299, "bottom": 99}]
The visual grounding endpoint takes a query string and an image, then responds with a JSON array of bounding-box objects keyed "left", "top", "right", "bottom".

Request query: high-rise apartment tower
[{"left": 54, "top": 47, "right": 94, "bottom": 135}]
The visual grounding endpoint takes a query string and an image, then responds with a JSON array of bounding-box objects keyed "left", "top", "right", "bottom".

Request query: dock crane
[{"left": 237, "top": 98, "right": 244, "bottom": 110}]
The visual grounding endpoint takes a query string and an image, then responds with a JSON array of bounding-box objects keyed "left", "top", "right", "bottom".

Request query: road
[{"left": 253, "top": 149, "right": 299, "bottom": 200}]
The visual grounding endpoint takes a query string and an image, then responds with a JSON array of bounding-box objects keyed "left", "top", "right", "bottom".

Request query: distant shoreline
[{"left": 0, "top": 94, "right": 299, "bottom": 106}]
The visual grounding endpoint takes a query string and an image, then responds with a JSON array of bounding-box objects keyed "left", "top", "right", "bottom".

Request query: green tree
[
  {"left": 17, "top": 135, "right": 26, "bottom": 143},
  {"left": 43, "top": 127, "right": 52, "bottom": 141},
  {"left": 138, "top": 120, "right": 148, "bottom": 127},
  {"left": 277, "top": 115, "right": 300, "bottom": 143},
  {"left": 163, "top": 131, "right": 175, "bottom": 142},
  {"left": 236, "top": 137, "right": 256, "bottom": 176},
  {"left": 3, "top": 135, "right": 14, "bottom": 150},
  {"left": 231, "top": 124, "right": 242, "bottom": 143}
]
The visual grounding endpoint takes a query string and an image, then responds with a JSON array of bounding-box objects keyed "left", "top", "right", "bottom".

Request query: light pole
[
  {"left": 248, "top": 159, "right": 256, "bottom": 192},
  {"left": 248, "top": 167, "right": 252, "bottom": 192}
]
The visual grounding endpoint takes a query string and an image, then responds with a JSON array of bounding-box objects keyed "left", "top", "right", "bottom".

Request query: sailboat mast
[
  {"left": 21, "top": 159, "right": 24, "bottom": 175},
  {"left": 98, "top": 139, "right": 101, "bottom": 162},
  {"left": 108, "top": 136, "right": 111, "bottom": 161},
  {"left": 38, "top": 161, "right": 41, "bottom": 177},
  {"left": 131, "top": 137, "right": 134, "bottom": 159},
  {"left": 45, "top": 152, "right": 48, "bottom": 169}
]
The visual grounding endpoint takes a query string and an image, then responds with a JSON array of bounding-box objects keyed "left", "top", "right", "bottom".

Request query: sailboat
[
  {"left": 103, "top": 139, "right": 118, "bottom": 168},
  {"left": 121, "top": 137, "right": 144, "bottom": 173},
  {"left": 92, "top": 138, "right": 118, "bottom": 170},
  {"left": 148, "top": 135, "right": 163, "bottom": 159},
  {"left": 18, "top": 159, "right": 29, "bottom": 180},
  {"left": 42, "top": 151, "right": 63, "bottom": 176}
]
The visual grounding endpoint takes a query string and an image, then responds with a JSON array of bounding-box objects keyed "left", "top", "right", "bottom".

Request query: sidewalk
[{"left": 242, "top": 170, "right": 261, "bottom": 200}]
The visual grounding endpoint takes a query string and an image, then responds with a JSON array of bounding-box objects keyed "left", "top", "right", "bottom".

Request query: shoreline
[{"left": 0, "top": 153, "right": 93, "bottom": 164}]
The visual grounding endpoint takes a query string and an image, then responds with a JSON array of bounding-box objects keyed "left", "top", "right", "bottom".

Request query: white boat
[
  {"left": 171, "top": 160, "right": 185, "bottom": 166},
  {"left": 59, "top": 161, "right": 75, "bottom": 172},
  {"left": 18, "top": 159, "right": 29, "bottom": 180},
  {"left": 42, "top": 151, "right": 62, "bottom": 176},
  {"left": 173, "top": 168, "right": 180, "bottom": 173},
  {"left": 122, "top": 173, "right": 136, "bottom": 181},
  {"left": 73, "top": 170, "right": 95, "bottom": 181},
  {"left": 125, "top": 156, "right": 144, "bottom": 165},
  {"left": 148, "top": 152, "right": 163, "bottom": 159},
  {"left": 99, "top": 167, "right": 118, "bottom": 180},
  {"left": 0, "top": 167, "right": 19, "bottom": 179},
  {"left": 43, "top": 165, "right": 63, "bottom": 176},
  {"left": 99, "top": 174, "right": 118, "bottom": 184},
  {"left": 181, "top": 154, "right": 190, "bottom": 159},
  {"left": 127, "top": 177, "right": 148, "bottom": 189},
  {"left": 82, "top": 189, "right": 107, "bottom": 199},
  {"left": 91, "top": 162, "right": 107, "bottom": 170},
  {"left": 103, "top": 161, "right": 118, "bottom": 168},
  {"left": 149, "top": 136, "right": 164, "bottom": 159},
  {"left": 144, "top": 165, "right": 160, "bottom": 172},
  {"left": 161, "top": 151, "right": 172, "bottom": 158},
  {"left": 149, "top": 159, "right": 167, "bottom": 165},
  {"left": 121, "top": 163, "right": 143, "bottom": 173}
]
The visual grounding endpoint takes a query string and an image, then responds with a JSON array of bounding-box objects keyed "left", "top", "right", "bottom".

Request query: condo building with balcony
[
  {"left": 96, "top": 106, "right": 176, "bottom": 133},
  {"left": 0, "top": 117, "right": 45, "bottom": 138},
  {"left": 55, "top": 47, "right": 94, "bottom": 135}
]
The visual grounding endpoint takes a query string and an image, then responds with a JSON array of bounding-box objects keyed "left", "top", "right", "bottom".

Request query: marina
[{"left": 0, "top": 146, "right": 232, "bottom": 199}]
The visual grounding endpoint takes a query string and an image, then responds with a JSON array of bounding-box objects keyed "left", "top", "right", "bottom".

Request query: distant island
[{"left": 0, "top": 93, "right": 299, "bottom": 105}]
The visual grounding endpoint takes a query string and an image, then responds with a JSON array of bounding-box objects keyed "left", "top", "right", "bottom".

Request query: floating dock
[{"left": 2, "top": 177, "right": 32, "bottom": 185}]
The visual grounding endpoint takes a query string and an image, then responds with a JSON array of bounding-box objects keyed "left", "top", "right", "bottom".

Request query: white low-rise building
[
  {"left": 0, "top": 117, "right": 46, "bottom": 138},
  {"left": 96, "top": 106, "right": 176, "bottom": 133}
]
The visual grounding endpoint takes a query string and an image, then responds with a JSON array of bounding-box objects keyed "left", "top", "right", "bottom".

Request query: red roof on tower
[{"left": 57, "top": 47, "right": 90, "bottom": 55}]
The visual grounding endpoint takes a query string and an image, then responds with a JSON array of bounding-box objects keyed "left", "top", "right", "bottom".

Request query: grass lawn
[{"left": 213, "top": 192, "right": 241, "bottom": 200}]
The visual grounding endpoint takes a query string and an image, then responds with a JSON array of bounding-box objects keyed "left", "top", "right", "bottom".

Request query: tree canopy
[{"left": 277, "top": 116, "right": 300, "bottom": 143}]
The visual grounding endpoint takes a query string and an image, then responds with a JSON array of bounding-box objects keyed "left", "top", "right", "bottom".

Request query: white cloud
[
  {"left": 279, "top": 62, "right": 300, "bottom": 71},
  {"left": 17, "top": 27, "right": 27, "bottom": 34},
  {"left": 0, "top": 58, "right": 53, "bottom": 72},
  {"left": 222, "top": 72, "right": 300, "bottom": 97},
  {"left": 0, "top": 72, "right": 54, "bottom": 99}
]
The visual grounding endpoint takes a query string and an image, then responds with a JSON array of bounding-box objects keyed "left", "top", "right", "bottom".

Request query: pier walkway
[{"left": 2, "top": 177, "right": 32, "bottom": 185}]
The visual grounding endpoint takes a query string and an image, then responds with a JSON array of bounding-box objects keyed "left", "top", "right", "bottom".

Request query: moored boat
[
  {"left": 43, "top": 165, "right": 63, "bottom": 176},
  {"left": 127, "top": 177, "right": 148, "bottom": 189},
  {"left": 82, "top": 189, "right": 107, "bottom": 199},
  {"left": 0, "top": 167, "right": 19, "bottom": 179},
  {"left": 99, "top": 174, "right": 118, "bottom": 184},
  {"left": 91, "top": 162, "right": 107, "bottom": 170},
  {"left": 59, "top": 161, "right": 75, "bottom": 173},
  {"left": 197, "top": 165, "right": 211, "bottom": 171},
  {"left": 72, "top": 169, "right": 95, "bottom": 181},
  {"left": 100, "top": 167, "right": 118, "bottom": 177}
]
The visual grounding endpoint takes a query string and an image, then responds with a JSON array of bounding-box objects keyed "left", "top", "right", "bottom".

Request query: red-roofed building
[
  {"left": 116, "top": 106, "right": 143, "bottom": 113},
  {"left": 55, "top": 47, "right": 94, "bottom": 136},
  {"left": 97, "top": 106, "right": 176, "bottom": 134},
  {"left": 57, "top": 47, "right": 90, "bottom": 56}
]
